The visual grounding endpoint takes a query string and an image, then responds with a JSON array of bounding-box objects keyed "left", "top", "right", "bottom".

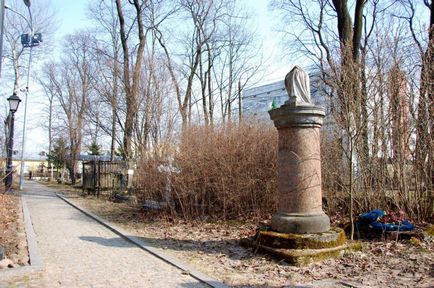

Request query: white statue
[{"left": 284, "top": 66, "right": 311, "bottom": 106}]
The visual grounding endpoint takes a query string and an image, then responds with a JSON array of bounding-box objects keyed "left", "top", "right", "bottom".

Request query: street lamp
[
  {"left": 5, "top": 93, "right": 21, "bottom": 191},
  {"left": 13, "top": 0, "right": 40, "bottom": 190},
  {"left": 8, "top": 93, "right": 20, "bottom": 111},
  {"left": 2, "top": 1, "right": 41, "bottom": 189}
]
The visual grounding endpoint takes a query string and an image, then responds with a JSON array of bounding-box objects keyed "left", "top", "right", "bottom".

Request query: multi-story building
[{"left": 242, "top": 77, "right": 329, "bottom": 124}]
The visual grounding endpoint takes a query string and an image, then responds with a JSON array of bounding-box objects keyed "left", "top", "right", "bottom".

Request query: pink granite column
[{"left": 269, "top": 104, "right": 330, "bottom": 234}]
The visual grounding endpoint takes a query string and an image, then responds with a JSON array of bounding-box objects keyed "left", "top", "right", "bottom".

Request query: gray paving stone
[{"left": 15, "top": 181, "right": 208, "bottom": 288}]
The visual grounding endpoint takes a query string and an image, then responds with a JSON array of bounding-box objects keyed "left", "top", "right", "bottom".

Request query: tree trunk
[{"left": 115, "top": 0, "right": 146, "bottom": 160}]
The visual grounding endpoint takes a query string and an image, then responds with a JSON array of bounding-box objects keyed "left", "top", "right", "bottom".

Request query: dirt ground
[
  {"left": 51, "top": 184, "right": 434, "bottom": 288},
  {"left": 0, "top": 192, "right": 29, "bottom": 269}
]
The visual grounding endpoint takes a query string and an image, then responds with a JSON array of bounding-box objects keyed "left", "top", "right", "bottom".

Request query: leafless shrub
[
  {"left": 136, "top": 117, "right": 432, "bottom": 223},
  {"left": 136, "top": 123, "right": 277, "bottom": 220}
]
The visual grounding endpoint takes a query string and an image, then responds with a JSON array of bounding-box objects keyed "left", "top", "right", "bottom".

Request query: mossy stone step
[
  {"left": 240, "top": 235, "right": 362, "bottom": 266},
  {"left": 255, "top": 227, "right": 346, "bottom": 249},
  {"left": 257, "top": 242, "right": 361, "bottom": 266}
]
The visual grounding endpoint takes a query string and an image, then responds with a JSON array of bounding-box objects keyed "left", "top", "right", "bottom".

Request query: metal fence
[{"left": 82, "top": 160, "right": 128, "bottom": 197}]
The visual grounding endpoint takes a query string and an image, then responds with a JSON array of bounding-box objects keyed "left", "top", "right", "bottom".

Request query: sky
[
  {"left": 3, "top": 0, "right": 292, "bottom": 157},
  {"left": 51, "top": 0, "right": 290, "bottom": 80},
  {"left": 3, "top": 0, "right": 96, "bottom": 157},
  {"left": 53, "top": 0, "right": 92, "bottom": 36}
]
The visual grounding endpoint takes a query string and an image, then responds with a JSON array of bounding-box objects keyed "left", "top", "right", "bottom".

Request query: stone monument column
[
  {"left": 241, "top": 66, "right": 352, "bottom": 265},
  {"left": 268, "top": 66, "right": 330, "bottom": 234}
]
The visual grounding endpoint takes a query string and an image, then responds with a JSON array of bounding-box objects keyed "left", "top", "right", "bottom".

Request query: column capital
[{"left": 269, "top": 104, "right": 325, "bottom": 129}]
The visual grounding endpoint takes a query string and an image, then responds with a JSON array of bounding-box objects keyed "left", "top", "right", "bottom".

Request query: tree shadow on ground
[
  {"left": 78, "top": 233, "right": 266, "bottom": 262},
  {"left": 78, "top": 236, "right": 136, "bottom": 248},
  {"left": 131, "top": 235, "right": 269, "bottom": 263},
  {"left": 21, "top": 192, "right": 59, "bottom": 200},
  {"left": 179, "top": 281, "right": 316, "bottom": 288},
  {"left": 77, "top": 235, "right": 309, "bottom": 288}
]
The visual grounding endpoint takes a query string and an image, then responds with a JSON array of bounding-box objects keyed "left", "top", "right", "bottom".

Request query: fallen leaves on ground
[
  {"left": 0, "top": 193, "right": 28, "bottom": 268},
  {"left": 60, "top": 187, "right": 434, "bottom": 288}
]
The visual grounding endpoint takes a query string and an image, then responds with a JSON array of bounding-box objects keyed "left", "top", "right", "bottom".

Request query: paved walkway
[{"left": 14, "top": 181, "right": 207, "bottom": 288}]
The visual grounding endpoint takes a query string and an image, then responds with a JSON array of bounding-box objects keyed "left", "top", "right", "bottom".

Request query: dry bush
[
  {"left": 320, "top": 126, "right": 433, "bottom": 223},
  {"left": 136, "top": 119, "right": 431, "bottom": 224},
  {"left": 136, "top": 123, "right": 278, "bottom": 220}
]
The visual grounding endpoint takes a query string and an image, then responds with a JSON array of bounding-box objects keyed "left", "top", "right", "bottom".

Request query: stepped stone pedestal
[{"left": 240, "top": 67, "right": 356, "bottom": 265}]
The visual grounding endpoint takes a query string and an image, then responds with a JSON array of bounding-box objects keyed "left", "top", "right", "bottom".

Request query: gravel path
[{"left": 18, "top": 181, "right": 208, "bottom": 288}]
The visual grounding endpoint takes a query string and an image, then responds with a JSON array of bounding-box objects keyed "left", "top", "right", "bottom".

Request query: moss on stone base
[
  {"left": 240, "top": 237, "right": 361, "bottom": 266},
  {"left": 261, "top": 244, "right": 346, "bottom": 266},
  {"left": 240, "top": 227, "right": 362, "bottom": 266},
  {"left": 255, "top": 227, "right": 346, "bottom": 250},
  {"left": 425, "top": 225, "right": 434, "bottom": 237}
]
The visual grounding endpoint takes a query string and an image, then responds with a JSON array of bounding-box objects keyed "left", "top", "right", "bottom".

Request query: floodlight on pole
[{"left": 17, "top": 0, "right": 35, "bottom": 190}]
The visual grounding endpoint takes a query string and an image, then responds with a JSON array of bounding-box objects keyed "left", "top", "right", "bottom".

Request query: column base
[
  {"left": 271, "top": 212, "right": 330, "bottom": 234},
  {"left": 240, "top": 227, "right": 362, "bottom": 266}
]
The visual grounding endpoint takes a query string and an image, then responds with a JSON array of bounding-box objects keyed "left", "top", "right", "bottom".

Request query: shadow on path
[
  {"left": 21, "top": 192, "right": 58, "bottom": 200},
  {"left": 78, "top": 236, "right": 136, "bottom": 248},
  {"left": 137, "top": 236, "right": 257, "bottom": 260}
]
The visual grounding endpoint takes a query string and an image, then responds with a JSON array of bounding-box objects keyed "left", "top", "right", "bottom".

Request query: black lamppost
[{"left": 5, "top": 93, "right": 21, "bottom": 191}]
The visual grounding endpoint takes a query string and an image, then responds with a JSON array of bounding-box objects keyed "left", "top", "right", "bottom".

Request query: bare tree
[
  {"left": 399, "top": 0, "right": 433, "bottom": 211},
  {"left": 115, "top": 0, "right": 147, "bottom": 160},
  {"left": 153, "top": 0, "right": 223, "bottom": 128},
  {"left": 152, "top": 0, "right": 262, "bottom": 127},
  {"left": 37, "top": 61, "right": 59, "bottom": 171},
  {"left": 213, "top": 5, "right": 262, "bottom": 123},
  {"left": 3, "top": 0, "right": 56, "bottom": 94},
  {"left": 41, "top": 32, "right": 96, "bottom": 184},
  {"left": 89, "top": 0, "right": 122, "bottom": 160}
]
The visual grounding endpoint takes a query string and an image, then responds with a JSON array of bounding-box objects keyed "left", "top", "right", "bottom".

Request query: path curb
[
  {"left": 56, "top": 193, "right": 229, "bottom": 288},
  {"left": 0, "top": 195, "right": 44, "bottom": 280},
  {"left": 22, "top": 197, "right": 43, "bottom": 267}
]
